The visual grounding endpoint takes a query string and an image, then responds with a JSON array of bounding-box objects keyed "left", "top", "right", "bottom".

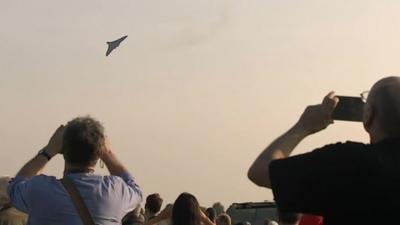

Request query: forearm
[
  {"left": 146, "top": 206, "right": 172, "bottom": 225},
  {"left": 15, "top": 125, "right": 64, "bottom": 178},
  {"left": 101, "top": 151, "right": 130, "bottom": 176},
  {"left": 248, "top": 124, "right": 308, "bottom": 188},
  {"left": 200, "top": 210, "right": 215, "bottom": 225},
  {"left": 146, "top": 213, "right": 169, "bottom": 225},
  {"left": 248, "top": 93, "right": 338, "bottom": 188},
  {"left": 201, "top": 216, "right": 215, "bottom": 225},
  {"left": 16, "top": 150, "right": 49, "bottom": 178}
]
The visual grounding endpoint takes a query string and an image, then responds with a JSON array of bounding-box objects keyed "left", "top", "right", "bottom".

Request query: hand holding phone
[
  {"left": 296, "top": 92, "right": 338, "bottom": 135},
  {"left": 332, "top": 96, "right": 365, "bottom": 122}
]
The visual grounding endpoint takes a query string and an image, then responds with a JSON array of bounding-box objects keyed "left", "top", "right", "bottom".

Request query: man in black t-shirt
[{"left": 248, "top": 76, "right": 400, "bottom": 225}]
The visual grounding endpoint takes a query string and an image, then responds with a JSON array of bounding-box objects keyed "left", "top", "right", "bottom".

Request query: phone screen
[{"left": 332, "top": 96, "right": 365, "bottom": 122}]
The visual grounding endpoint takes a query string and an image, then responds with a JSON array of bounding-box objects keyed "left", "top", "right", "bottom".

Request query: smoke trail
[{"left": 163, "top": 0, "right": 233, "bottom": 49}]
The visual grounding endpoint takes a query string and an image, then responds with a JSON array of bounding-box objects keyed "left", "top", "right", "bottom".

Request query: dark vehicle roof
[{"left": 227, "top": 202, "right": 278, "bottom": 225}]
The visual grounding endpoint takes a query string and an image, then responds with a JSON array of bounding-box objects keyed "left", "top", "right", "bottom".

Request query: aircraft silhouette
[{"left": 106, "top": 35, "right": 128, "bottom": 56}]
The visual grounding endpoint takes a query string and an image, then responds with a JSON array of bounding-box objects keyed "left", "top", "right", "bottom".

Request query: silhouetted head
[
  {"left": 62, "top": 116, "right": 104, "bottom": 168},
  {"left": 206, "top": 207, "right": 217, "bottom": 223},
  {"left": 172, "top": 193, "right": 201, "bottom": 225},
  {"left": 363, "top": 76, "right": 400, "bottom": 143},
  {"left": 145, "top": 193, "right": 163, "bottom": 214},
  {"left": 216, "top": 213, "right": 231, "bottom": 225},
  {"left": 212, "top": 202, "right": 225, "bottom": 215}
]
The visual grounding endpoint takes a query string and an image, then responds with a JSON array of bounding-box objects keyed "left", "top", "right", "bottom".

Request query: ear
[{"left": 363, "top": 103, "right": 375, "bottom": 132}]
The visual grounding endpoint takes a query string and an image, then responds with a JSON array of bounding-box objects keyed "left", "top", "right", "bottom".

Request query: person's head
[
  {"left": 145, "top": 193, "right": 163, "bottom": 214},
  {"left": 172, "top": 193, "right": 201, "bottom": 225},
  {"left": 264, "top": 219, "right": 271, "bottom": 225},
  {"left": 0, "top": 177, "right": 11, "bottom": 207},
  {"left": 206, "top": 207, "right": 217, "bottom": 223},
  {"left": 212, "top": 202, "right": 225, "bottom": 216},
  {"left": 0, "top": 176, "right": 28, "bottom": 225},
  {"left": 267, "top": 221, "right": 279, "bottom": 225},
  {"left": 363, "top": 76, "right": 400, "bottom": 143},
  {"left": 62, "top": 116, "right": 105, "bottom": 168},
  {"left": 122, "top": 205, "right": 145, "bottom": 225},
  {"left": 0, "top": 207, "right": 28, "bottom": 225},
  {"left": 216, "top": 213, "right": 231, "bottom": 225}
]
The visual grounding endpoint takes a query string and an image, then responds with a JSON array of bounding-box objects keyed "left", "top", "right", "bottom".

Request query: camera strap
[{"left": 60, "top": 178, "right": 95, "bottom": 225}]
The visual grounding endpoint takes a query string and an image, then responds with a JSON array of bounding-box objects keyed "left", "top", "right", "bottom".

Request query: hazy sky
[{"left": 1, "top": 0, "right": 399, "bottom": 207}]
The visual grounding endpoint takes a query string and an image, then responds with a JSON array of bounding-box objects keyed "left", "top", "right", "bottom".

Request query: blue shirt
[{"left": 7, "top": 172, "right": 142, "bottom": 225}]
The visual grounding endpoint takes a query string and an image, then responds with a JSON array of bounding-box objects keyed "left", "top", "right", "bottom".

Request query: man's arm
[
  {"left": 248, "top": 124, "right": 308, "bottom": 188},
  {"left": 248, "top": 92, "right": 338, "bottom": 188},
  {"left": 15, "top": 155, "right": 50, "bottom": 179},
  {"left": 8, "top": 125, "right": 64, "bottom": 213},
  {"left": 100, "top": 137, "right": 130, "bottom": 176},
  {"left": 16, "top": 125, "right": 64, "bottom": 178},
  {"left": 200, "top": 209, "right": 216, "bottom": 225},
  {"left": 146, "top": 204, "right": 173, "bottom": 225},
  {"left": 100, "top": 137, "right": 143, "bottom": 207}
]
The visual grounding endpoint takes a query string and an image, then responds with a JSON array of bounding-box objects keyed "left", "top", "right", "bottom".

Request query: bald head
[{"left": 365, "top": 76, "right": 400, "bottom": 139}]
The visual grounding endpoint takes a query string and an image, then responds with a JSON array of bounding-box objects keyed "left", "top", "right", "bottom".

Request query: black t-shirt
[{"left": 269, "top": 138, "right": 400, "bottom": 225}]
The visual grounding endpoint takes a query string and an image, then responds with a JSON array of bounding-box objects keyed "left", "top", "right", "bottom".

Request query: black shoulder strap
[{"left": 60, "top": 178, "right": 95, "bottom": 225}]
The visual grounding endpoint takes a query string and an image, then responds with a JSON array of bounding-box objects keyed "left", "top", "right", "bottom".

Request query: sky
[{"left": 1, "top": 0, "right": 400, "bottom": 208}]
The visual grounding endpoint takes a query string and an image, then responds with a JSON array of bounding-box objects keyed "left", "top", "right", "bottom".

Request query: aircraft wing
[
  {"left": 105, "top": 35, "right": 128, "bottom": 56},
  {"left": 106, "top": 44, "right": 114, "bottom": 56}
]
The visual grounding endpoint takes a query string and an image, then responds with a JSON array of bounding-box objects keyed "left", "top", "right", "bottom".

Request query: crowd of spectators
[{"left": 1, "top": 77, "right": 400, "bottom": 225}]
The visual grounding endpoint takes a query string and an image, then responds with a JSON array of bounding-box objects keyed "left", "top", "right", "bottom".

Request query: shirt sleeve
[
  {"left": 269, "top": 142, "right": 371, "bottom": 215},
  {"left": 7, "top": 176, "right": 32, "bottom": 213},
  {"left": 118, "top": 171, "right": 143, "bottom": 212}
]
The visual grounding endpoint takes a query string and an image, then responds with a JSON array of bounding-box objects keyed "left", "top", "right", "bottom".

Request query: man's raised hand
[
  {"left": 45, "top": 125, "right": 65, "bottom": 157},
  {"left": 295, "top": 92, "right": 339, "bottom": 135}
]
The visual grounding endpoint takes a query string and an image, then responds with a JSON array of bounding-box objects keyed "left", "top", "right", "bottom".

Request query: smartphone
[{"left": 332, "top": 96, "right": 365, "bottom": 122}]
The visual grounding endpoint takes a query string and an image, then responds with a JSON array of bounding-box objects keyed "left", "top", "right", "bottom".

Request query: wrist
[
  {"left": 44, "top": 144, "right": 63, "bottom": 157},
  {"left": 290, "top": 123, "right": 311, "bottom": 138},
  {"left": 45, "top": 144, "right": 62, "bottom": 157},
  {"left": 37, "top": 147, "right": 53, "bottom": 161},
  {"left": 100, "top": 149, "right": 114, "bottom": 161}
]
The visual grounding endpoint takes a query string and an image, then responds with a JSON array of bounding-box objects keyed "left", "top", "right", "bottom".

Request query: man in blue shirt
[{"left": 8, "top": 116, "right": 142, "bottom": 225}]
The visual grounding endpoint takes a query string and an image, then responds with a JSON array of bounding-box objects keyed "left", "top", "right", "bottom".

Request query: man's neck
[{"left": 64, "top": 164, "right": 95, "bottom": 174}]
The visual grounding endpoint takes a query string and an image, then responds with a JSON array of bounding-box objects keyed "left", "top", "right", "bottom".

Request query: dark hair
[
  {"left": 145, "top": 193, "right": 163, "bottom": 214},
  {"left": 62, "top": 116, "right": 104, "bottom": 167},
  {"left": 206, "top": 207, "right": 217, "bottom": 222},
  {"left": 172, "top": 193, "right": 201, "bottom": 225}
]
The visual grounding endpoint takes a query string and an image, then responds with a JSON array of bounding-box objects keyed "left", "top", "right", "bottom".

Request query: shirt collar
[
  {"left": 373, "top": 137, "right": 400, "bottom": 147},
  {"left": 63, "top": 168, "right": 95, "bottom": 176}
]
